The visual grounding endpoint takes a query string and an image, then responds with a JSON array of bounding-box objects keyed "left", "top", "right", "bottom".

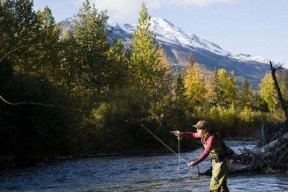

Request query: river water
[{"left": 0, "top": 141, "right": 288, "bottom": 191}]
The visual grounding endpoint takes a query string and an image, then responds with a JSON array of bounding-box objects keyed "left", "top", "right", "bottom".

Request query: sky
[{"left": 33, "top": 0, "right": 288, "bottom": 67}]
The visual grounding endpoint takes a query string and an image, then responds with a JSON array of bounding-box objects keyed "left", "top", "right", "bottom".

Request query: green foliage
[
  {"left": 0, "top": 0, "right": 40, "bottom": 73},
  {"left": 238, "top": 79, "right": 254, "bottom": 108},
  {"left": 211, "top": 69, "right": 238, "bottom": 108},
  {"left": 0, "top": 72, "right": 74, "bottom": 156},
  {"left": 72, "top": 0, "right": 111, "bottom": 103},
  {"left": 0, "top": 0, "right": 283, "bottom": 164},
  {"left": 165, "top": 74, "right": 188, "bottom": 129},
  {"left": 128, "top": 2, "right": 171, "bottom": 122},
  {"left": 129, "top": 3, "right": 161, "bottom": 92}
]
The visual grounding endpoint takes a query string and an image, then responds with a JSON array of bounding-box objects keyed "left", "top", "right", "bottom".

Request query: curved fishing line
[
  {"left": 112, "top": 115, "right": 198, "bottom": 177},
  {"left": 110, "top": 115, "right": 188, "bottom": 163},
  {"left": 0, "top": 95, "right": 88, "bottom": 113},
  {"left": 0, "top": 95, "right": 198, "bottom": 176},
  {"left": 0, "top": 15, "right": 197, "bottom": 176}
]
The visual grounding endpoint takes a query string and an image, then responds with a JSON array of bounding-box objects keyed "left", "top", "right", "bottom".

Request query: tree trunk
[{"left": 269, "top": 61, "right": 288, "bottom": 121}]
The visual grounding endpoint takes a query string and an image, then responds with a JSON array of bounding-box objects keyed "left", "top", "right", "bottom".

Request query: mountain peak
[{"left": 59, "top": 17, "right": 270, "bottom": 88}]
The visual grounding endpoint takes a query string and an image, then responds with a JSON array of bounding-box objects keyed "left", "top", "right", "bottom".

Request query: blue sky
[{"left": 33, "top": 0, "right": 288, "bottom": 67}]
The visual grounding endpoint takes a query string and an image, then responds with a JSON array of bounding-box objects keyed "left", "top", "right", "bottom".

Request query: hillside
[{"left": 61, "top": 17, "right": 271, "bottom": 89}]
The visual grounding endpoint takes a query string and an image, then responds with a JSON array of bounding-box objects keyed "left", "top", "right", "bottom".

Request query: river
[{"left": 0, "top": 141, "right": 288, "bottom": 191}]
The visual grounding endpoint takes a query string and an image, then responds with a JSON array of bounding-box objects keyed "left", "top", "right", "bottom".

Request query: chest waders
[{"left": 205, "top": 135, "right": 230, "bottom": 192}]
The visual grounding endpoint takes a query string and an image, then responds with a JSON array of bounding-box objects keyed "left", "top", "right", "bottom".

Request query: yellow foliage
[
  {"left": 183, "top": 63, "right": 206, "bottom": 105},
  {"left": 239, "top": 107, "right": 254, "bottom": 122}
]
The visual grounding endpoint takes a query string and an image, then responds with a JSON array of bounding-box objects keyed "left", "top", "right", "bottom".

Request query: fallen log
[
  {"left": 226, "top": 133, "right": 288, "bottom": 174},
  {"left": 200, "top": 132, "right": 288, "bottom": 175},
  {"left": 257, "top": 133, "right": 288, "bottom": 154}
]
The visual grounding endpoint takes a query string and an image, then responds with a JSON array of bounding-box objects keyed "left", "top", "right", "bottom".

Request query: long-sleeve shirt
[{"left": 181, "top": 132, "right": 219, "bottom": 166}]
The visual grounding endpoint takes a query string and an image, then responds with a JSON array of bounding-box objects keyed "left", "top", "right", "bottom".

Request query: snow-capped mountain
[{"left": 60, "top": 17, "right": 271, "bottom": 89}]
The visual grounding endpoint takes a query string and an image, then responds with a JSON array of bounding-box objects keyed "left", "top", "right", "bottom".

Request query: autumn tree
[
  {"left": 183, "top": 62, "right": 206, "bottom": 115},
  {"left": 259, "top": 73, "right": 277, "bottom": 113}
]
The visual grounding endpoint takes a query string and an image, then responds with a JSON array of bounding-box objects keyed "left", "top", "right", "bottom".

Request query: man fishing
[{"left": 170, "top": 120, "right": 230, "bottom": 192}]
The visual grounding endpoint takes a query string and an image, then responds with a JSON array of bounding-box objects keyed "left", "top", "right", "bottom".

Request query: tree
[
  {"left": 259, "top": 73, "right": 278, "bottom": 113},
  {"left": 166, "top": 74, "right": 188, "bottom": 129},
  {"left": 107, "top": 39, "right": 128, "bottom": 89},
  {"left": 34, "top": 6, "right": 62, "bottom": 79},
  {"left": 129, "top": 2, "right": 162, "bottom": 93},
  {"left": 183, "top": 62, "right": 206, "bottom": 114},
  {"left": 0, "top": 0, "right": 40, "bottom": 73},
  {"left": 238, "top": 78, "right": 254, "bottom": 109},
  {"left": 211, "top": 69, "right": 238, "bottom": 108},
  {"left": 72, "top": 0, "right": 111, "bottom": 104},
  {"left": 128, "top": 2, "right": 171, "bottom": 121}
]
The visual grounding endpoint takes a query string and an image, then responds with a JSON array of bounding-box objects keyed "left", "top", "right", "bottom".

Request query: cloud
[
  {"left": 89, "top": 0, "right": 142, "bottom": 21},
  {"left": 87, "top": 0, "right": 235, "bottom": 21},
  {"left": 168, "top": 0, "right": 235, "bottom": 7},
  {"left": 87, "top": 0, "right": 162, "bottom": 22}
]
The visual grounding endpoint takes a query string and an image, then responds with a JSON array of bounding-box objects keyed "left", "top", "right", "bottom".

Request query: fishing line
[
  {"left": 0, "top": 95, "right": 199, "bottom": 176},
  {"left": 0, "top": 95, "right": 89, "bottom": 113},
  {"left": 176, "top": 136, "right": 200, "bottom": 178},
  {"left": 110, "top": 115, "right": 189, "bottom": 164},
  {"left": 0, "top": 14, "right": 198, "bottom": 176}
]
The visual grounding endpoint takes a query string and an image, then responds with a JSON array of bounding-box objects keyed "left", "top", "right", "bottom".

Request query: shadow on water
[{"left": 0, "top": 141, "right": 288, "bottom": 191}]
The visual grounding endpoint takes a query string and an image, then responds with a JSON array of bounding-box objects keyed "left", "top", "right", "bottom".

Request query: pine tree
[
  {"left": 239, "top": 78, "right": 254, "bottom": 109},
  {"left": 73, "top": 0, "right": 111, "bottom": 103},
  {"left": 211, "top": 68, "right": 238, "bottom": 108},
  {"left": 165, "top": 74, "right": 188, "bottom": 129},
  {"left": 127, "top": 2, "right": 171, "bottom": 122},
  {"left": 129, "top": 2, "right": 162, "bottom": 94},
  {"left": 107, "top": 39, "right": 128, "bottom": 89},
  {"left": 34, "top": 6, "right": 62, "bottom": 78}
]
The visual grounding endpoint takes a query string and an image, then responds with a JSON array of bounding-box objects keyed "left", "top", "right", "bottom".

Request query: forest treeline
[{"left": 0, "top": 0, "right": 287, "bottom": 166}]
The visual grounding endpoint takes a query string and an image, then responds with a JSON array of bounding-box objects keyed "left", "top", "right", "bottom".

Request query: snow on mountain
[
  {"left": 149, "top": 17, "right": 268, "bottom": 64},
  {"left": 232, "top": 54, "right": 268, "bottom": 63},
  {"left": 118, "top": 17, "right": 270, "bottom": 88},
  {"left": 59, "top": 17, "right": 271, "bottom": 88},
  {"left": 118, "top": 17, "right": 269, "bottom": 65}
]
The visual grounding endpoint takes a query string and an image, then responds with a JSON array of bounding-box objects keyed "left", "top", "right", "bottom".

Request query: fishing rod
[{"left": 0, "top": 95, "right": 199, "bottom": 176}]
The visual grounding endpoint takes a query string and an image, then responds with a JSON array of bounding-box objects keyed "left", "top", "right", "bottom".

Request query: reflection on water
[{"left": 0, "top": 141, "right": 288, "bottom": 191}]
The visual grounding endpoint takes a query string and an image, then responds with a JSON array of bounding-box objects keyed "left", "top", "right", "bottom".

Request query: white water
[{"left": 0, "top": 141, "right": 288, "bottom": 191}]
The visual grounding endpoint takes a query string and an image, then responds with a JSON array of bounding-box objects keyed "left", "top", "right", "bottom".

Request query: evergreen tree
[
  {"left": 73, "top": 0, "right": 111, "bottom": 104},
  {"left": 129, "top": 2, "right": 162, "bottom": 94},
  {"left": 211, "top": 69, "right": 238, "bottom": 108},
  {"left": 107, "top": 39, "right": 128, "bottom": 89},
  {"left": 35, "top": 6, "right": 62, "bottom": 78},
  {"left": 239, "top": 78, "right": 254, "bottom": 109},
  {"left": 166, "top": 74, "right": 188, "bottom": 129},
  {"left": 128, "top": 2, "right": 170, "bottom": 121}
]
